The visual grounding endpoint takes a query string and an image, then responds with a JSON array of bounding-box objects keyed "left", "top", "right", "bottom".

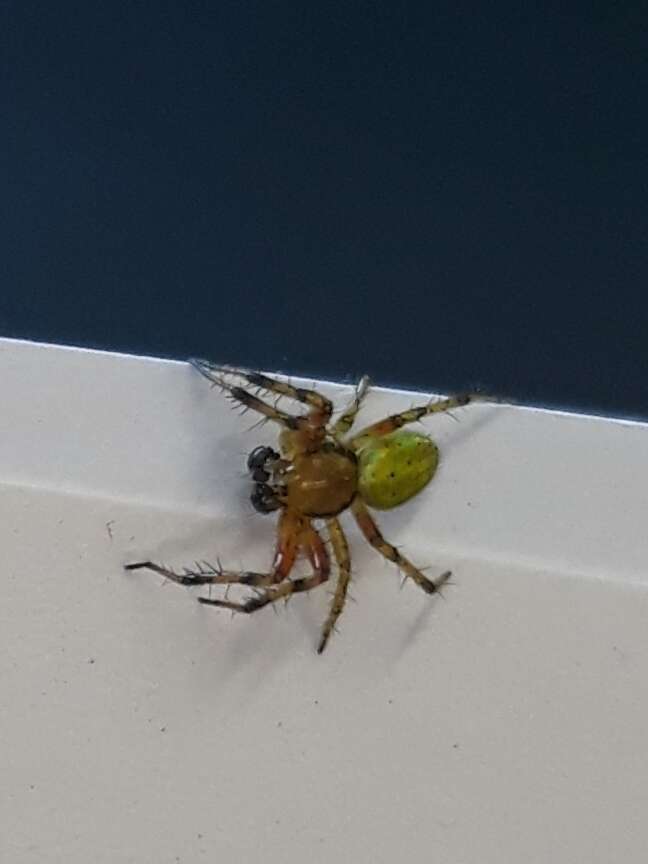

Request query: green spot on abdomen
[{"left": 357, "top": 430, "right": 439, "bottom": 510}]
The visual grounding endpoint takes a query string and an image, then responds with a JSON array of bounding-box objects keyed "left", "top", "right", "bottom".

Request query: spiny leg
[
  {"left": 351, "top": 497, "right": 450, "bottom": 595},
  {"left": 199, "top": 520, "right": 330, "bottom": 613},
  {"left": 350, "top": 392, "right": 476, "bottom": 448},
  {"left": 125, "top": 559, "right": 278, "bottom": 587},
  {"left": 190, "top": 358, "right": 332, "bottom": 427},
  {"left": 125, "top": 510, "right": 300, "bottom": 589},
  {"left": 189, "top": 358, "right": 308, "bottom": 431},
  {"left": 317, "top": 517, "right": 351, "bottom": 654},
  {"left": 333, "top": 375, "right": 371, "bottom": 439}
]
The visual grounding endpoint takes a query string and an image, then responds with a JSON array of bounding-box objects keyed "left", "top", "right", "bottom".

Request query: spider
[{"left": 126, "top": 359, "right": 477, "bottom": 653}]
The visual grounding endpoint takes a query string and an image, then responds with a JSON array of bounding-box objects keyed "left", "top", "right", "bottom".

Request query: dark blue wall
[{"left": 3, "top": 2, "right": 648, "bottom": 418}]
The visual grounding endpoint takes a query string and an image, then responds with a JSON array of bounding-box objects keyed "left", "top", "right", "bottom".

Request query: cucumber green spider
[{"left": 127, "top": 361, "right": 477, "bottom": 653}]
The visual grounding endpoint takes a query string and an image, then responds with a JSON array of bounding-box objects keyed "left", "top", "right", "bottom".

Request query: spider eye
[
  {"left": 251, "top": 483, "right": 280, "bottom": 514},
  {"left": 247, "top": 446, "right": 279, "bottom": 473}
]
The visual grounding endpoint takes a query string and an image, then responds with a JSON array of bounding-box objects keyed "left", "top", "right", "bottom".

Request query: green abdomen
[{"left": 357, "top": 430, "right": 439, "bottom": 510}]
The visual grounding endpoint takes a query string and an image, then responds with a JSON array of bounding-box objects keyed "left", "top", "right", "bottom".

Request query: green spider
[{"left": 126, "top": 360, "right": 476, "bottom": 653}]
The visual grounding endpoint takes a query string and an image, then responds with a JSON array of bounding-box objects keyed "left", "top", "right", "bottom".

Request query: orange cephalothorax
[
  {"left": 284, "top": 443, "right": 358, "bottom": 518},
  {"left": 246, "top": 440, "right": 357, "bottom": 517}
]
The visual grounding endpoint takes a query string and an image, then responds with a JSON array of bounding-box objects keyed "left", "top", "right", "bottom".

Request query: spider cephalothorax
[{"left": 126, "top": 360, "right": 476, "bottom": 653}]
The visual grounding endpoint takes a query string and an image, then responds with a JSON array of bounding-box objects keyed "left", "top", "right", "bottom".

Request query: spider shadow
[
  {"left": 194, "top": 604, "right": 300, "bottom": 705},
  {"left": 394, "top": 582, "right": 455, "bottom": 660},
  {"left": 125, "top": 495, "right": 271, "bottom": 569},
  {"left": 125, "top": 493, "right": 290, "bottom": 678},
  {"left": 185, "top": 428, "right": 274, "bottom": 513},
  {"left": 438, "top": 397, "right": 509, "bottom": 454}
]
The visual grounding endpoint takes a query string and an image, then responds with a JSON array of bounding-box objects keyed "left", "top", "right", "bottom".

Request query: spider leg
[
  {"left": 350, "top": 392, "right": 479, "bottom": 448},
  {"left": 190, "top": 358, "right": 332, "bottom": 428},
  {"left": 126, "top": 511, "right": 300, "bottom": 587},
  {"left": 189, "top": 358, "right": 308, "bottom": 431},
  {"left": 351, "top": 497, "right": 451, "bottom": 595},
  {"left": 125, "top": 560, "right": 279, "bottom": 586},
  {"left": 333, "top": 375, "right": 371, "bottom": 439},
  {"left": 199, "top": 520, "right": 330, "bottom": 614},
  {"left": 317, "top": 517, "right": 351, "bottom": 653}
]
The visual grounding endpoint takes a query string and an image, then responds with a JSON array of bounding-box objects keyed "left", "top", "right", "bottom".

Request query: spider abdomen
[
  {"left": 357, "top": 430, "right": 439, "bottom": 510},
  {"left": 285, "top": 446, "right": 358, "bottom": 518}
]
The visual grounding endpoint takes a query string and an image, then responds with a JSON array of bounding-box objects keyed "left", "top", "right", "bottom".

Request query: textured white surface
[{"left": 2, "top": 338, "right": 648, "bottom": 863}]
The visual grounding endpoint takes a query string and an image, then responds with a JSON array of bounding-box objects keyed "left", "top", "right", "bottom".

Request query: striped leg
[
  {"left": 190, "top": 359, "right": 332, "bottom": 427},
  {"left": 126, "top": 511, "right": 300, "bottom": 589},
  {"left": 351, "top": 498, "right": 450, "bottom": 594},
  {"left": 333, "top": 375, "right": 371, "bottom": 439},
  {"left": 350, "top": 393, "right": 474, "bottom": 448},
  {"left": 317, "top": 517, "right": 352, "bottom": 653},
  {"left": 199, "top": 521, "right": 330, "bottom": 613},
  {"left": 124, "top": 559, "right": 279, "bottom": 587}
]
